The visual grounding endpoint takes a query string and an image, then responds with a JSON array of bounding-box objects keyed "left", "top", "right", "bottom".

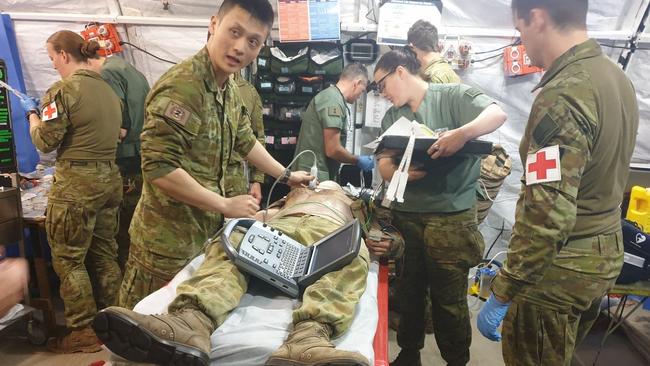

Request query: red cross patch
[
  {"left": 41, "top": 101, "right": 58, "bottom": 122},
  {"left": 525, "top": 145, "right": 561, "bottom": 185}
]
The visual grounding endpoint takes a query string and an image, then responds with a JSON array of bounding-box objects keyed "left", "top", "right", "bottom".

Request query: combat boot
[
  {"left": 46, "top": 326, "right": 102, "bottom": 353},
  {"left": 390, "top": 348, "right": 422, "bottom": 366},
  {"left": 266, "top": 320, "right": 370, "bottom": 366},
  {"left": 93, "top": 306, "right": 213, "bottom": 366}
]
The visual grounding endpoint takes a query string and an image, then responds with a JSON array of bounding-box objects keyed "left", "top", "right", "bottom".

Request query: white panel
[
  {"left": 12, "top": 21, "right": 90, "bottom": 97},
  {"left": 124, "top": 25, "right": 205, "bottom": 86},
  {"left": 118, "top": 0, "right": 279, "bottom": 28},
  {"left": 0, "top": 0, "right": 111, "bottom": 14},
  {"left": 625, "top": 50, "right": 650, "bottom": 163},
  {"left": 441, "top": 0, "right": 644, "bottom": 33}
]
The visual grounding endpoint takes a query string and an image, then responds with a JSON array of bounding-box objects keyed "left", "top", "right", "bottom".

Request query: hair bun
[{"left": 80, "top": 40, "right": 101, "bottom": 58}]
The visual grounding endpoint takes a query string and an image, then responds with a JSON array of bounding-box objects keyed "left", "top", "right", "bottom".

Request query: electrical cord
[
  {"left": 119, "top": 41, "right": 178, "bottom": 65},
  {"left": 484, "top": 220, "right": 506, "bottom": 259},
  {"left": 263, "top": 149, "right": 318, "bottom": 223},
  {"left": 473, "top": 40, "right": 521, "bottom": 55},
  {"left": 471, "top": 53, "right": 504, "bottom": 64},
  {"left": 365, "top": 0, "right": 378, "bottom": 24}
]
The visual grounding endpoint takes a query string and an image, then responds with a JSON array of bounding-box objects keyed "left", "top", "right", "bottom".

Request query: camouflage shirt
[
  {"left": 491, "top": 39, "right": 639, "bottom": 300},
  {"left": 227, "top": 72, "right": 265, "bottom": 184},
  {"left": 420, "top": 58, "right": 461, "bottom": 84},
  {"left": 129, "top": 47, "right": 258, "bottom": 271},
  {"left": 31, "top": 69, "right": 122, "bottom": 160}
]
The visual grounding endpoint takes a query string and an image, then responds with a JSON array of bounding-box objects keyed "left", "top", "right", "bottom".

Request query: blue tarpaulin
[{"left": 0, "top": 13, "right": 39, "bottom": 173}]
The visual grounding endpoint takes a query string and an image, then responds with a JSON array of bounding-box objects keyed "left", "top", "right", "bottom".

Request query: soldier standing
[
  {"left": 407, "top": 19, "right": 461, "bottom": 84},
  {"left": 21, "top": 30, "right": 123, "bottom": 353},
  {"left": 477, "top": 1, "right": 639, "bottom": 365},
  {"left": 224, "top": 72, "right": 265, "bottom": 202},
  {"left": 88, "top": 54, "right": 150, "bottom": 272},
  {"left": 118, "top": 0, "right": 312, "bottom": 309},
  {"left": 372, "top": 48, "right": 507, "bottom": 366},
  {"left": 293, "top": 63, "right": 373, "bottom": 181}
]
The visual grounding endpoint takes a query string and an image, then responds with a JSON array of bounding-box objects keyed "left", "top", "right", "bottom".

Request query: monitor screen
[
  {"left": 350, "top": 43, "right": 374, "bottom": 61},
  {"left": 309, "top": 220, "right": 360, "bottom": 273}
]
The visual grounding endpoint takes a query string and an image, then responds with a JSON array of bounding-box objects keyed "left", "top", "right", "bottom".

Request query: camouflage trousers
[
  {"left": 502, "top": 231, "right": 624, "bottom": 366},
  {"left": 118, "top": 242, "right": 194, "bottom": 310},
  {"left": 46, "top": 160, "right": 122, "bottom": 329},
  {"left": 223, "top": 161, "right": 249, "bottom": 197},
  {"left": 169, "top": 215, "right": 370, "bottom": 338},
  {"left": 393, "top": 209, "right": 484, "bottom": 366},
  {"left": 115, "top": 172, "right": 142, "bottom": 272}
]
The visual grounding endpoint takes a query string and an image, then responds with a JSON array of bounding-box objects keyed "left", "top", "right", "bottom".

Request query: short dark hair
[
  {"left": 340, "top": 63, "right": 368, "bottom": 83},
  {"left": 407, "top": 19, "right": 438, "bottom": 53},
  {"left": 217, "top": 0, "right": 275, "bottom": 30},
  {"left": 512, "top": 0, "right": 588, "bottom": 29},
  {"left": 375, "top": 47, "right": 421, "bottom": 75}
]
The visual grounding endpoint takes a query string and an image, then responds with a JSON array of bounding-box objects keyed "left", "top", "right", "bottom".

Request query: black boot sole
[{"left": 93, "top": 308, "right": 209, "bottom": 366}]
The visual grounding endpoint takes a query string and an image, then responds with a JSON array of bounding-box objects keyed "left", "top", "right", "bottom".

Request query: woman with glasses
[{"left": 372, "top": 48, "right": 507, "bottom": 366}]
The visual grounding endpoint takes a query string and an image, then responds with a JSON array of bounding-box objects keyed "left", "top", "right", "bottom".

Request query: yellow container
[{"left": 626, "top": 186, "right": 650, "bottom": 231}]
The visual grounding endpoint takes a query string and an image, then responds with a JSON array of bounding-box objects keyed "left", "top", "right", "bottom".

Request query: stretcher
[{"left": 110, "top": 254, "right": 390, "bottom": 366}]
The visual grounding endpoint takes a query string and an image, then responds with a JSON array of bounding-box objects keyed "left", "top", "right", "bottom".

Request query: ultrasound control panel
[
  {"left": 239, "top": 221, "right": 310, "bottom": 279},
  {"left": 221, "top": 218, "right": 361, "bottom": 298},
  {"left": 227, "top": 220, "right": 309, "bottom": 297}
]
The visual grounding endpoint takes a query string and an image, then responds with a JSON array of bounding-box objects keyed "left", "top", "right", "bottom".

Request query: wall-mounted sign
[
  {"left": 278, "top": 0, "right": 341, "bottom": 42},
  {"left": 377, "top": 0, "right": 441, "bottom": 45}
]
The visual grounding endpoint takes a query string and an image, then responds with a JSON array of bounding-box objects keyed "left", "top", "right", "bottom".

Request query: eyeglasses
[{"left": 375, "top": 68, "right": 396, "bottom": 94}]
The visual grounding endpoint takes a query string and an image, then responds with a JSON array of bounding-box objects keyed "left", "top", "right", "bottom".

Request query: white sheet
[{"left": 127, "top": 255, "right": 379, "bottom": 366}]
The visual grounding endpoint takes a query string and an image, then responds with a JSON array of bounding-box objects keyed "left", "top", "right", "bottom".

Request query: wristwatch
[
  {"left": 25, "top": 109, "right": 39, "bottom": 120},
  {"left": 278, "top": 168, "right": 291, "bottom": 185}
]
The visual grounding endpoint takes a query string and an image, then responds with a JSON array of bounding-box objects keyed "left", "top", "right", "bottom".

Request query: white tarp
[{"left": 1, "top": 0, "right": 649, "bottom": 253}]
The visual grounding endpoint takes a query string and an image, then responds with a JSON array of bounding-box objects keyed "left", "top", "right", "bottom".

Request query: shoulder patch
[
  {"left": 464, "top": 87, "right": 482, "bottom": 99},
  {"left": 327, "top": 106, "right": 342, "bottom": 117},
  {"left": 525, "top": 145, "right": 561, "bottom": 185},
  {"left": 532, "top": 114, "right": 560, "bottom": 146},
  {"left": 164, "top": 101, "right": 192, "bottom": 126},
  {"left": 41, "top": 101, "right": 59, "bottom": 122}
]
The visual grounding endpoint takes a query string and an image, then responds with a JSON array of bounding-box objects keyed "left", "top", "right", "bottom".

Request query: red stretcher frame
[{"left": 373, "top": 260, "right": 389, "bottom": 366}]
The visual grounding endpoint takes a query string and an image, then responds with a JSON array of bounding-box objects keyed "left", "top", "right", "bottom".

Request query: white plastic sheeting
[
  {"left": 1, "top": 0, "right": 649, "bottom": 252},
  {"left": 443, "top": 0, "right": 646, "bottom": 32}
]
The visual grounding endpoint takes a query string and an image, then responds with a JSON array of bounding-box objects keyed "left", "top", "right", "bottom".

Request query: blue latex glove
[
  {"left": 20, "top": 96, "right": 39, "bottom": 113},
  {"left": 477, "top": 294, "right": 511, "bottom": 342},
  {"left": 356, "top": 155, "right": 375, "bottom": 171}
]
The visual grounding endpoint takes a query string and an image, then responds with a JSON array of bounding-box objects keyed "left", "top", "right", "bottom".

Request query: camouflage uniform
[
  {"left": 30, "top": 69, "right": 123, "bottom": 329},
  {"left": 224, "top": 73, "right": 265, "bottom": 197},
  {"left": 491, "top": 39, "right": 639, "bottom": 366},
  {"left": 120, "top": 48, "right": 258, "bottom": 309},
  {"left": 294, "top": 85, "right": 349, "bottom": 181},
  {"left": 420, "top": 58, "right": 461, "bottom": 84},
  {"left": 99, "top": 56, "right": 150, "bottom": 272},
  {"left": 381, "top": 84, "right": 495, "bottom": 365},
  {"left": 169, "top": 214, "right": 370, "bottom": 338}
]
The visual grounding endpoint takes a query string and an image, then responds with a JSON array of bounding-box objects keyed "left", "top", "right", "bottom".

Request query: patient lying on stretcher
[{"left": 93, "top": 181, "right": 401, "bottom": 366}]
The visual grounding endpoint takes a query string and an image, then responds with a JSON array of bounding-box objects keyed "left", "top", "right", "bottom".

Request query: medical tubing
[{"left": 264, "top": 149, "right": 318, "bottom": 222}]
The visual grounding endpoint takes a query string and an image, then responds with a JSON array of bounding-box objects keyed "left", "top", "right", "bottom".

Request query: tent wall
[{"left": 1, "top": 0, "right": 649, "bottom": 250}]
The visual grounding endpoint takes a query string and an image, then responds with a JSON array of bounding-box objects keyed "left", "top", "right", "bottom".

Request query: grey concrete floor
[
  {"left": 0, "top": 310, "right": 647, "bottom": 366},
  {"left": 386, "top": 297, "right": 648, "bottom": 366},
  {"left": 387, "top": 298, "right": 505, "bottom": 366}
]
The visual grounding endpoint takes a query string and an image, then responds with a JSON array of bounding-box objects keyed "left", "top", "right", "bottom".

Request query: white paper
[
  {"left": 377, "top": 1, "right": 441, "bottom": 45},
  {"left": 364, "top": 92, "right": 393, "bottom": 129},
  {"left": 364, "top": 117, "right": 434, "bottom": 149}
]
